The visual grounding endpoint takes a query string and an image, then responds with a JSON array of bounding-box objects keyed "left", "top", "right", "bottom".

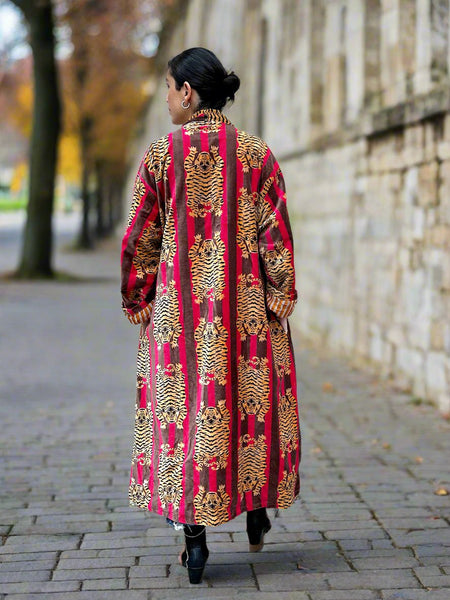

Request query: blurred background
[{"left": 0, "top": 0, "right": 449, "bottom": 413}]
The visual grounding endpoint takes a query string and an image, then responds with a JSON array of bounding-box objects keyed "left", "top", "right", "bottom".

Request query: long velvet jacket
[{"left": 121, "top": 108, "right": 300, "bottom": 526}]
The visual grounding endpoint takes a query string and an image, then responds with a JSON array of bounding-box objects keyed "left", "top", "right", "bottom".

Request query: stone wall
[{"left": 129, "top": 0, "right": 450, "bottom": 412}]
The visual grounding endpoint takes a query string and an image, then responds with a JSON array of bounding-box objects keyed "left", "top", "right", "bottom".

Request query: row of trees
[{"left": 4, "top": 0, "right": 179, "bottom": 277}]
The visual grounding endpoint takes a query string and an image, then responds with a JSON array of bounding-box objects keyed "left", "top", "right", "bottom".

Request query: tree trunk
[
  {"left": 13, "top": 0, "right": 61, "bottom": 278},
  {"left": 109, "top": 173, "right": 123, "bottom": 233},
  {"left": 77, "top": 118, "right": 94, "bottom": 248},
  {"left": 78, "top": 162, "right": 92, "bottom": 248},
  {"left": 95, "top": 162, "right": 107, "bottom": 237}
]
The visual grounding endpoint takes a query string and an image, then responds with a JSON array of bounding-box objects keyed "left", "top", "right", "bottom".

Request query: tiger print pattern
[
  {"left": 131, "top": 407, "right": 153, "bottom": 466},
  {"left": 183, "top": 121, "right": 222, "bottom": 135},
  {"left": 277, "top": 470, "right": 298, "bottom": 509},
  {"left": 194, "top": 484, "right": 230, "bottom": 526},
  {"left": 128, "top": 178, "right": 146, "bottom": 227},
  {"left": 158, "top": 442, "right": 184, "bottom": 509},
  {"left": 160, "top": 200, "right": 176, "bottom": 266},
  {"left": 237, "top": 188, "right": 258, "bottom": 258},
  {"left": 189, "top": 232, "right": 226, "bottom": 303},
  {"left": 152, "top": 281, "right": 182, "bottom": 349},
  {"left": 269, "top": 320, "right": 292, "bottom": 377},
  {"left": 279, "top": 388, "right": 299, "bottom": 457},
  {"left": 237, "top": 274, "right": 268, "bottom": 341},
  {"left": 124, "top": 110, "right": 300, "bottom": 524},
  {"left": 194, "top": 316, "right": 228, "bottom": 386},
  {"left": 155, "top": 363, "right": 187, "bottom": 429},
  {"left": 129, "top": 477, "right": 151, "bottom": 509},
  {"left": 194, "top": 399, "right": 230, "bottom": 471},
  {"left": 237, "top": 433, "right": 268, "bottom": 497},
  {"left": 143, "top": 135, "right": 171, "bottom": 182},
  {"left": 132, "top": 222, "right": 162, "bottom": 278},
  {"left": 136, "top": 327, "right": 150, "bottom": 383},
  {"left": 237, "top": 356, "right": 270, "bottom": 422},
  {"left": 183, "top": 109, "right": 230, "bottom": 136},
  {"left": 237, "top": 131, "right": 268, "bottom": 173},
  {"left": 260, "top": 241, "right": 294, "bottom": 294},
  {"left": 185, "top": 146, "right": 224, "bottom": 217},
  {"left": 257, "top": 176, "right": 279, "bottom": 231}
]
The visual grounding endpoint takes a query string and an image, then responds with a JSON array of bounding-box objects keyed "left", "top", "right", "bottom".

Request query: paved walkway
[{"left": 0, "top": 214, "right": 449, "bottom": 599}]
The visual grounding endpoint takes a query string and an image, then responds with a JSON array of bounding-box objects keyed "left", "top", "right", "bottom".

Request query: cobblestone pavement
[{"left": 0, "top": 214, "right": 449, "bottom": 599}]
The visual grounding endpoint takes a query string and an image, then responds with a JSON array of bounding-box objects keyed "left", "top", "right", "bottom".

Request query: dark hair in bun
[{"left": 168, "top": 47, "right": 240, "bottom": 111}]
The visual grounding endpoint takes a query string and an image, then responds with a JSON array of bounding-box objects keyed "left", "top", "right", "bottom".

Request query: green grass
[{"left": 0, "top": 196, "right": 27, "bottom": 212}]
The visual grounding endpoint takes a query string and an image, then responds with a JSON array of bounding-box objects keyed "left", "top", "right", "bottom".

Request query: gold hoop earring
[{"left": 181, "top": 99, "right": 190, "bottom": 109}]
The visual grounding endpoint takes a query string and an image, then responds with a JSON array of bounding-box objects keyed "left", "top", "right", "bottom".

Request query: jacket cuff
[
  {"left": 267, "top": 294, "right": 296, "bottom": 318},
  {"left": 123, "top": 300, "right": 155, "bottom": 324}
]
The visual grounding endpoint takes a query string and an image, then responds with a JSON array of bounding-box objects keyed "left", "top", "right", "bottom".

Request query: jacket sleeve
[
  {"left": 258, "top": 150, "right": 298, "bottom": 318},
  {"left": 120, "top": 152, "right": 163, "bottom": 324}
]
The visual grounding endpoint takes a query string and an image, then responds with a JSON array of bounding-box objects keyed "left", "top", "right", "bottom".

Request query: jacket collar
[{"left": 185, "top": 108, "right": 232, "bottom": 126}]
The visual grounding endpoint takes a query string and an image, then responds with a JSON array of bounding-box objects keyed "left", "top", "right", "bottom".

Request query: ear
[{"left": 183, "top": 81, "right": 192, "bottom": 102}]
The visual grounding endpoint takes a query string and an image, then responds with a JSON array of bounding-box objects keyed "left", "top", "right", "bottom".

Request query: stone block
[
  {"left": 0, "top": 570, "right": 51, "bottom": 583},
  {"left": 0, "top": 581, "right": 80, "bottom": 595},
  {"left": 324, "top": 528, "right": 387, "bottom": 541},
  {"left": 381, "top": 590, "right": 450, "bottom": 600},
  {"left": 0, "top": 559, "right": 56, "bottom": 572},
  {"left": 351, "top": 557, "right": 419, "bottom": 570},
  {"left": 414, "top": 566, "right": 450, "bottom": 587},
  {"left": 403, "top": 167, "right": 419, "bottom": 206},
  {"left": 10, "top": 521, "right": 109, "bottom": 535},
  {"left": 437, "top": 393, "right": 450, "bottom": 413},
  {"left": 420, "top": 556, "right": 450, "bottom": 566},
  {"left": 82, "top": 579, "right": 127, "bottom": 590},
  {"left": 437, "top": 115, "right": 450, "bottom": 160},
  {"left": 425, "top": 352, "right": 448, "bottom": 395},
  {"left": 417, "top": 162, "right": 439, "bottom": 207},
  {"left": 57, "top": 557, "right": 135, "bottom": 570},
  {"left": 427, "top": 225, "right": 450, "bottom": 247},
  {"left": 395, "top": 346, "right": 425, "bottom": 381},
  {"left": 310, "top": 593, "right": 377, "bottom": 600},
  {"left": 257, "top": 572, "right": 329, "bottom": 591},
  {"left": 129, "top": 575, "right": 189, "bottom": 589},
  {"left": 411, "top": 207, "right": 425, "bottom": 240},
  {"left": 424, "top": 121, "right": 437, "bottom": 162},
  {"left": 390, "top": 529, "right": 450, "bottom": 546},
  {"left": 327, "top": 570, "right": 418, "bottom": 589},
  {"left": 0, "top": 538, "right": 81, "bottom": 554},
  {"left": 430, "top": 321, "right": 447, "bottom": 351},
  {"left": 128, "top": 565, "right": 169, "bottom": 578},
  {"left": 403, "top": 125, "right": 424, "bottom": 166},
  {"left": 52, "top": 568, "right": 126, "bottom": 581}
]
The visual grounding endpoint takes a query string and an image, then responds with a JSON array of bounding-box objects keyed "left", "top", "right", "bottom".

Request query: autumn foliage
[
  {"left": 59, "top": 0, "right": 159, "bottom": 245},
  {"left": 3, "top": 0, "right": 181, "bottom": 251}
]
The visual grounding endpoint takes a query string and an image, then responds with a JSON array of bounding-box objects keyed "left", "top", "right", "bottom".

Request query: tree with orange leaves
[{"left": 60, "top": 0, "right": 158, "bottom": 247}]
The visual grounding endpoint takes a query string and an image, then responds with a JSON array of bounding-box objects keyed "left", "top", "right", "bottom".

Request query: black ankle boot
[
  {"left": 181, "top": 524, "right": 209, "bottom": 584},
  {"left": 246, "top": 507, "right": 271, "bottom": 552}
]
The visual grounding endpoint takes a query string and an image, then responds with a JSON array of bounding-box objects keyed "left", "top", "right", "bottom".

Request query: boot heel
[
  {"left": 248, "top": 522, "right": 271, "bottom": 552},
  {"left": 184, "top": 546, "right": 209, "bottom": 584},
  {"left": 187, "top": 565, "right": 206, "bottom": 584},
  {"left": 247, "top": 508, "right": 271, "bottom": 553}
]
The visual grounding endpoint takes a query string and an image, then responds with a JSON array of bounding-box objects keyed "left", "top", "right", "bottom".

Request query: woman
[{"left": 121, "top": 47, "right": 300, "bottom": 584}]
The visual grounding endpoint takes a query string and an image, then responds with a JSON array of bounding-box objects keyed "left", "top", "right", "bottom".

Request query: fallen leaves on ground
[{"left": 322, "top": 382, "right": 335, "bottom": 393}]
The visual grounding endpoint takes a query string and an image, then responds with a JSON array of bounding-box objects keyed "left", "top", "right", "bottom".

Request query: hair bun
[{"left": 222, "top": 71, "right": 240, "bottom": 100}]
